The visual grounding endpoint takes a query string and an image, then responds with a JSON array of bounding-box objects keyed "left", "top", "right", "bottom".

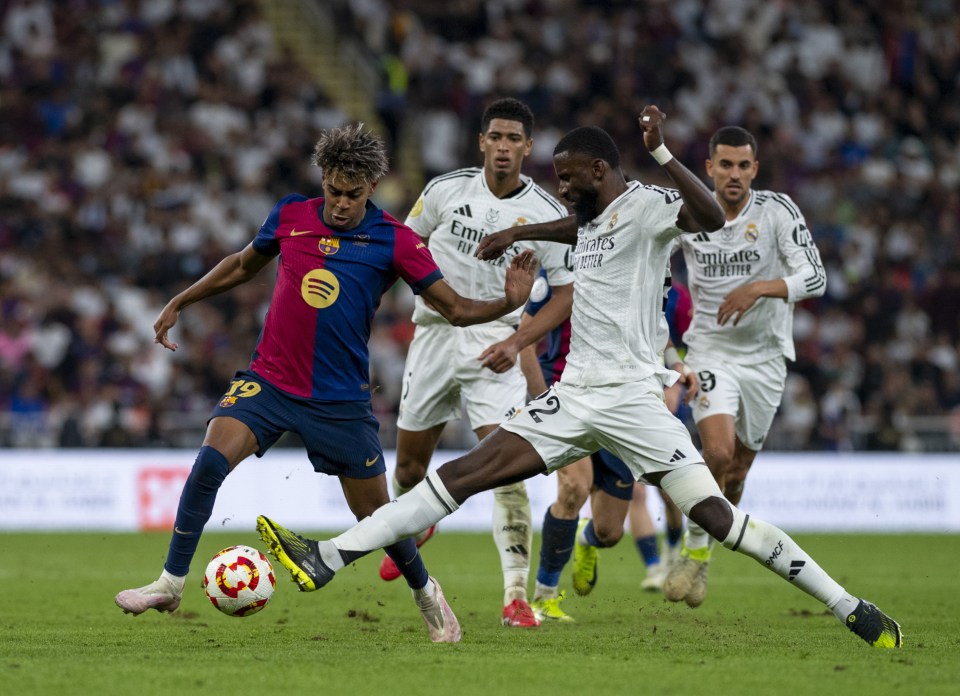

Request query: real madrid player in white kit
[
  {"left": 383, "top": 98, "right": 574, "bottom": 628},
  {"left": 662, "top": 126, "right": 828, "bottom": 609},
  {"left": 258, "top": 107, "right": 902, "bottom": 649}
]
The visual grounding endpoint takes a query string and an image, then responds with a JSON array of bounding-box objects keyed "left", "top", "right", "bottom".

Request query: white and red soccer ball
[{"left": 202, "top": 545, "right": 276, "bottom": 617}]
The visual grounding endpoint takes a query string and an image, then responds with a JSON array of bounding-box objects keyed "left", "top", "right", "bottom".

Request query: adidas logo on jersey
[
  {"left": 453, "top": 204, "right": 473, "bottom": 217},
  {"left": 669, "top": 449, "right": 686, "bottom": 462}
]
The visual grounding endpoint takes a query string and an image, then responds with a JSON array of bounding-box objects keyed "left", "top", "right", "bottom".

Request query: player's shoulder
[
  {"left": 273, "top": 192, "right": 311, "bottom": 209},
  {"left": 422, "top": 167, "right": 482, "bottom": 197},
  {"left": 374, "top": 207, "right": 420, "bottom": 240},
  {"left": 630, "top": 180, "right": 681, "bottom": 204},
  {"left": 520, "top": 179, "right": 567, "bottom": 218},
  {"left": 753, "top": 189, "right": 802, "bottom": 218}
]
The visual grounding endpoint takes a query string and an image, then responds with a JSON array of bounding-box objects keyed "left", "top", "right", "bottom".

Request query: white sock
[
  {"left": 722, "top": 510, "right": 846, "bottom": 609},
  {"left": 160, "top": 569, "right": 185, "bottom": 593},
  {"left": 534, "top": 581, "right": 559, "bottom": 602},
  {"left": 329, "top": 473, "right": 459, "bottom": 568},
  {"left": 412, "top": 577, "right": 437, "bottom": 602},
  {"left": 684, "top": 521, "right": 712, "bottom": 551},
  {"left": 492, "top": 481, "right": 532, "bottom": 604}
]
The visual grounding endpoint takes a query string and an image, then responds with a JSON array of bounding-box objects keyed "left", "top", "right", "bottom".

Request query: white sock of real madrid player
[
  {"left": 492, "top": 482, "right": 533, "bottom": 604},
  {"left": 392, "top": 472, "right": 434, "bottom": 544},
  {"left": 684, "top": 520, "right": 713, "bottom": 555},
  {"left": 323, "top": 472, "right": 459, "bottom": 569},
  {"left": 662, "top": 465, "right": 859, "bottom": 620}
]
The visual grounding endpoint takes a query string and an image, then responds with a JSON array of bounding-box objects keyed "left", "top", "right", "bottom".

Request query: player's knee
[
  {"left": 592, "top": 522, "right": 623, "bottom": 548},
  {"left": 394, "top": 458, "right": 429, "bottom": 489},
  {"left": 687, "top": 496, "right": 734, "bottom": 541},
  {"left": 190, "top": 445, "right": 230, "bottom": 490}
]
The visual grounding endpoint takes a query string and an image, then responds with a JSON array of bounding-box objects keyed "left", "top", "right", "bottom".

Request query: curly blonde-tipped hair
[{"left": 311, "top": 122, "right": 389, "bottom": 186}]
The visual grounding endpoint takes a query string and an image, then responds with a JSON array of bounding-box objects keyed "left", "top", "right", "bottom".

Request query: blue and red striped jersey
[
  {"left": 249, "top": 194, "right": 442, "bottom": 400},
  {"left": 525, "top": 270, "right": 571, "bottom": 387}
]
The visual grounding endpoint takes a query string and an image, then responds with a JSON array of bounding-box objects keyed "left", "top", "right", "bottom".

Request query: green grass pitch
[{"left": 1, "top": 531, "right": 957, "bottom": 695}]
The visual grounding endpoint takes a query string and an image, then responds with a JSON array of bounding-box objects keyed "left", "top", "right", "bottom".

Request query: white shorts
[
  {"left": 500, "top": 378, "right": 704, "bottom": 481},
  {"left": 684, "top": 352, "right": 787, "bottom": 452},
  {"left": 397, "top": 322, "right": 527, "bottom": 432}
]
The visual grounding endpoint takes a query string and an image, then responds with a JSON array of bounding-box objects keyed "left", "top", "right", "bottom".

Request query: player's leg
[
  {"left": 629, "top": 484, "right": 669, "bottom": 591},
  {"left": 462, "top": 332, "right": 541, "bottom": 626},
  {"left": 471, "top": 423, "right": 538, "bottom": 626},
  {"left": 257, "top": 385, "right": 596, "bottom": 594},
  {"left": 394, "top": 425, "right": 446, "bottom": 493},
  {"left": 654, "top": 464, "right": 902, "bottom": 648},
  {"left": 341, "top": 475, "right": 428, "bottom": 591},
  {"left": 340, "top": 475, "right": 460, "bottom": 643},
  {"left": 257, "top": 428, "right": 553, "bottom": 590},
  {"left": 392, "top": 323, "right": 459, "bottom": 498},
  {"left": 571, "top": 451, "right": 631, "bottom": 596},
  {"left": 532, "top": 456, "right": 591, "bottom": 622},
  {"left": 663, "top": 411, "right": 734, "bottom": 604},
  {"left": 671, "top": 356, "right": 785, "bottom": 605},
  {"left": 377, "top": 424, "right": 445, "bottom": 581},
  {"left": 724, "top": 437, "right": 757, "bottom": 502},
  {"left": 385, "top": 325, "right": 461, "bottom": 580},
  {"left": 657, "top": 488, "right": 684, "bottom": 569},
  {"left": 659, "top": 380, "right": 688, "bottom": 569},
  {"left": 116, "top": 415, "right": 258, "bottom": 614}
]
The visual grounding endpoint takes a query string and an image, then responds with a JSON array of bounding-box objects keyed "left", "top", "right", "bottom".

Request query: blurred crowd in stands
[{"left": 1, "top": 0, "right": 959, "bottom": 452}]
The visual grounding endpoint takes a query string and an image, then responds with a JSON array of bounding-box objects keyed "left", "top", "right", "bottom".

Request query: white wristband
[
  {"left": 651, "top": 143, "right": 673, "bottom": 166},
  {"left": 664, "top": 347, "right": 693, "bottom": 376}
]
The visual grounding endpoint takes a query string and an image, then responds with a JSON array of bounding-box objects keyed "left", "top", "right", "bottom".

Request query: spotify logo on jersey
[{"left": 301, "top": 269, "right": 340, "bottom": 308}]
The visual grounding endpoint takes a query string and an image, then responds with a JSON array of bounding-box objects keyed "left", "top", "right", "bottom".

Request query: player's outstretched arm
[
  {"left": 421, "top": 250, "right": 538, "bottom": 327},
  {"left": 475, "top": 216, "right": 578, "bottom": 261},
  {"left": 154, "top": 243, "right": 275, "bottom": 350},
  {"left": 478, "top": 281, "right": 573, "bottom": 373},
  {"left": 638, "top": 106, "right": 724, "bottom": 234}
]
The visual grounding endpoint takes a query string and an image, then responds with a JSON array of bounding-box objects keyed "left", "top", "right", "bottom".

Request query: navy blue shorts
[
  {"left": 590, "top": 449, "right": 635, "bottom": 501},
  {"left": 209, "top": 370, "right": 384, "bottom": 479}
]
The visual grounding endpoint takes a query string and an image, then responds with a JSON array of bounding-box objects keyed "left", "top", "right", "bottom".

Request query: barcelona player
[{"left": 114, "top": 123, "right": 536, "bottom": 644}]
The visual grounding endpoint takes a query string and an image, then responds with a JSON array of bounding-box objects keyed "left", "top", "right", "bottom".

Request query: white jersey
[
  {"left": 405, "top": 167, "right": 573, "bottom": 327},
  {"left": 562, "top": 181, "right": 685, "bottom": 387},
  {"left": 678, "top": 189, "right": 826, "bottom": 362}
]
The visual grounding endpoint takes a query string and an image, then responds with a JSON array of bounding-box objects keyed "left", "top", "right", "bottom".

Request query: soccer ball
[{"left": 202, "top": 545, "right": 276, "bottom": 617}]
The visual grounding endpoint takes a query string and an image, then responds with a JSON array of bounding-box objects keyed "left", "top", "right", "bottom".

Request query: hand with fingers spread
[{"left": 504, "top": 249, "right": 538, "bottom": 310}]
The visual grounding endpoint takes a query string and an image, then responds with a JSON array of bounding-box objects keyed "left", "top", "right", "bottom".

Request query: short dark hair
[
  {"left": 709, "top": 126, "right": 757, "bottom": 157},
  {"left": 480, "top": 97, "right": 535, "bottom": 138},
  {"left": 553, "top": 126, "right": 621, "bottom": 169}
]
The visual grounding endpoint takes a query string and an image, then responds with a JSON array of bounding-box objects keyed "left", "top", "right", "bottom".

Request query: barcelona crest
[
  {"left": 219, "top": 395, "right": 237, "bottom": 408},
  {"left": 318, "top": 236, "right": 340, "bottom": 255}
]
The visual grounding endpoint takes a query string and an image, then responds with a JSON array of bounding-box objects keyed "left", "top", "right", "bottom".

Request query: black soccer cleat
[
  {"left": 845, "top": 599, "right": 903, "bottom": 648},
  {"left": 256, "top": 515, "right": 335, "bottom": 591}
]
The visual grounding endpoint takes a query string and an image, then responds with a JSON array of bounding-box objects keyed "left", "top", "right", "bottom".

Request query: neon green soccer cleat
[
  {"left": 256, "top": 515, "right": 334, "bottom": 592},
  {"left": 571, "top": 518, "right": 598, "bottom": 596},
  {"left": 531, "top": 591, "right": 575, "bottom": 623}
]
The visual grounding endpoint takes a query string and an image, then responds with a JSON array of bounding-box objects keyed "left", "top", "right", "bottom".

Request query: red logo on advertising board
[{"left": 137, "top": 467, "right": 191, "bottom": 531}]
